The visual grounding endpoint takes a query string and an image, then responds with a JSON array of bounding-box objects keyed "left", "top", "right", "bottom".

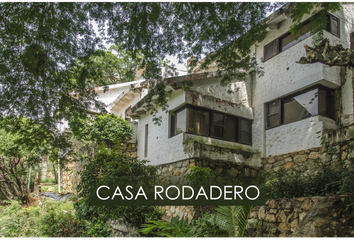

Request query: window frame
[
  {"left": 263, "top": 13, "right": 340, "bottom": 61},
  {"left": 169, "top": 104, "right": 252, "bottom": 145},
  {"left": 265, "top": 99, "right": 281, "bottom": 130},
  {"left": 238, "top": 118, "right": 253, "bottom": 145},
  {"left": 265, "top": 85, "right": 335, "bottom": 130},
  {"left": 325, "top": 14, "right": 340, "bottom": 38}
]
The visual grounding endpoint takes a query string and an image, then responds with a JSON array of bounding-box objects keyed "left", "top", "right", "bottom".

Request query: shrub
[
  {"left": 74, "top": 147, "right": 161, "bottom": 229},
  {"left": 266, "top": 150, "right": 354, "bottom": 213},
  {"left": 70, "top": 113, "right": 133, "bottom": 148},
  {"left": 0, "top": 199, "right": 97, "bottom": 237}
]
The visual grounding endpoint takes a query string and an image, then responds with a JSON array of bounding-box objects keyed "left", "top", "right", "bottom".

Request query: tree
[
  {"left": 1, "top": 3, "right": 342, "bottom": 128},
  {"left": 0, "top": 3, "right": 106, "bottom": 130},
  {"left": 88, "top": 2, "right": 342, "bottom": 116}
]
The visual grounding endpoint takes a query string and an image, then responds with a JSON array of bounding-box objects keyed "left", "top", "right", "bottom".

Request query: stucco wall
[
  {"left": 265, "top": 116, "right": 322, "bottom": 156},
  {"left": 137, "top": 78, "right": 254, "bottom": 165},
  {"left": 250, "top": 6, "right": 354, "bottom": 156}
]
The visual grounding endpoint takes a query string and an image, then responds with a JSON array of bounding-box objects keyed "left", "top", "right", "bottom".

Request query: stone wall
[
  {"left": 61, "top": 142, "right": 137, "bottom": 194},
  {"left": 262, "top": 124, "right": 354, "bottom": 172},
  {"left": 246, "top": 194, "right": 354, "bottom": 237},
  {"left": 156, "top": 158, "right": 261, "bottom": 222}
]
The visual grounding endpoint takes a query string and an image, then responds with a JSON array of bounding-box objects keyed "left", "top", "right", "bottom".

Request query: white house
[{"left": 125, "top": 3, "right": 354, "bottom": 167}]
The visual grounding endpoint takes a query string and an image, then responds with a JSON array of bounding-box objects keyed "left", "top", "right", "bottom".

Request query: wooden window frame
[
  {"left": 238, "top": 118, "right": 252, "bottom": 145},
  {"left": 265, "top": 85, "right": 335, "bottom": 130},
  {"left": 326, "top": 14, "right": 340, "bottom": 38},
  {"left": 169, "top": 105, "right": 252, "bottom": 145},
  {"left": 265, "top": 99, "right": 281, "bottom": 129},
  {"left": 211, "top": 112, "right": 225, "bottom": 139},
  {"left": 263, "top": 12, "right": 340, "bottom": 62}
]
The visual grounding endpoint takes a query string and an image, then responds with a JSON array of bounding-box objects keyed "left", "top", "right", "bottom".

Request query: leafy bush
[
  {"left": 39, "top": 200, "right": 97, "bottom": 237},
  {"left": 0, "top": 199, "right": 102, "bottom": 237},
  {"left": 266, "top": 143, "right": 354, "bottom": 213},
  {"left": 74, "top": 147, "right": 161, "bottom": 229},
  {"left": 140, "top": 205, "right": 253, "bottom": 237},
  {"left": 70, "top": 113, "right": 133, "bottom": 148},
  {"left": 186, "top": 165, "right": 215, "bottom": 187}
]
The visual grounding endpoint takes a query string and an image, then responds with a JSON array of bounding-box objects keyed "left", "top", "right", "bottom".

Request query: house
[
  {"left": 62, "top": 3, "right": 354, "bottom": 222},
  {"left": 125, "top": 3, "right": 354, "bottom": 171}
]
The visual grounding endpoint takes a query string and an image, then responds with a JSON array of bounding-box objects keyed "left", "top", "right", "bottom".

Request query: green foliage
[
  {"left": 70, "top": 113, "right": 133, "bottom": 148},
  {"left": 186, "top": 165, "right": 215, "bottom": 188},
  {"left": 140, "top": 216, "right": 194, "bottom": 237},
  {"left": 288, "top": 3, "right": 341, "bottom": 38},
  {"left": 140, "top": 205, "right": 253, "bottom": 237},
  {"left": 39, "top": 200, "right": 96, "bottom": 237},
  {"left": 0, "top": 3, "right": 105, "bottom": 132},
  {"left": 74, "top": 147, "right": 160, "bottom": 228},
  {"left": 71, "top": 44, "right": 145, "bottom": 86},
  {"left": 1, "top": 2, "right": 344, "bottom": 130},
  {"left": 0, "top": 199, "right": 107, "bottom": 237},
  {"left": 266, "top": 140, "right": 354, "bottom": 213}
]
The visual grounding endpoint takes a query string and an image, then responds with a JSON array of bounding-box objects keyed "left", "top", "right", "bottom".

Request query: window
[
  {"left": 265, "top": 86, "right": 335, "bottom": 129},
  {"left": 144, "top": 124, "right": 148, "bottom": 157},
  {"left": 264, "top": 13, "right": 340, "bottom": 61},
  {"left": 170, "top": 106, "right": 252, "bottom": 145},
  {"left": 326, "top": 14, "right": 340, "bottom": 37}
]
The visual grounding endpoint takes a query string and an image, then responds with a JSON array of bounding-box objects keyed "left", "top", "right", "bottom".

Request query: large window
[
  {"left": 264, "top": 13, "right": 340, "bottom": 61},
  {"left": 265, "top": 86, "right": 335, "bottom": 129},
  {"left": 170, "top": 106, "right": 252, "bottom": 145}
]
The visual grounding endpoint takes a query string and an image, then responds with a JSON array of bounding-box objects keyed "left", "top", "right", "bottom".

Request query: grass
[
  {"left": 41, "top": 177, "right": 57, "bottom": 184},
  {"left": 41, "top": 184, "right": 58, "bottom": 193}
]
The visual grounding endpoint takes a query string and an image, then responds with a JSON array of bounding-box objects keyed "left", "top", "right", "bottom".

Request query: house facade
[
  {"left": 60, "top": 3, "right": 354, "bottom": 227},
  {"left": 127, "top": 3, "right": 354, "bottom": 168}
]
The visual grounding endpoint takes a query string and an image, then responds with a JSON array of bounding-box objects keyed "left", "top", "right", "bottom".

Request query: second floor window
[
  {"left": 170, "top": 106, "right": 252, "bottom": 145},
  {"left": 265, "top": 85, "right": 335, "bottom": 129},
  {"left": 264, "top": 13, "right": 340, "bottom": 61}
]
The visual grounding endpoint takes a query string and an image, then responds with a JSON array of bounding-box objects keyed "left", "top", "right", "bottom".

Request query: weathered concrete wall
[
  {"left": 182, "top": 135, "right": 262, "bottom": 167},
  {"left": 246, "top": 195, "right": 354, "bottom": 237}
]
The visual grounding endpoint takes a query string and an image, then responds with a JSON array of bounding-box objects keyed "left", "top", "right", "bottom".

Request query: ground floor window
[
  {"left": 265, "top": 85, "right": 335, "bottom": 129},
  {"left": 169, "top": 105, "right": 252, "bottom": 145}
]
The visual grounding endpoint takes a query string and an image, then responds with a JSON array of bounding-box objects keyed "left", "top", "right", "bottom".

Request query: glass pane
[
  {"left": 331, "top": 18, "right": 339, "bottom": 36},
  {"left": 281, "top": 31, "right": 311, "bottom": 52},
  {"left": 267, "top": 114, "right": 280, "bottom": 128},
  {"left": 283, "top": 88, "right": 319, "bottom": 124},
  {"left": 318, "top": 89, "right": 328, "bottom": 117},
  {"left": 188, "top": 109, "right": 210, "bottom": 136},
  {"left": 213, "top": 113, "right": 224, "bottom": 126},
  {"left": 264, "top": 40, "right": 278, "bottom": 60},
  {"left": 176, "top": 108, "right": 187, "bottom": 134},
  {"left": 170, "top": 115, "right": 176, "bottom": 137},
  {"left": 240, "top": 119, "right": 252, "bottom": 132},
  {"left": 213, "top": 126, "right": 223, "bottom": 138},
  {"left": 267, "top": 100, "right": 280, "bottom": 115},
  {"left": 240, "top": 132, "right": 252, "bottom": 145},
  {"left": 224, "top": 116, "right": 236, "bottom": 142}
]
